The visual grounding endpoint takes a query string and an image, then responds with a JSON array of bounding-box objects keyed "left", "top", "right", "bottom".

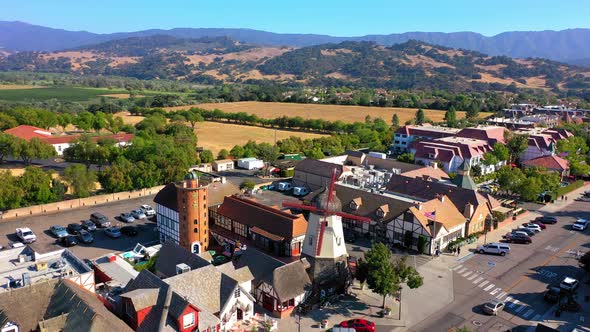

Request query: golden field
[{"left": 165, "top": 101, "right": 491, "bottom": 124}]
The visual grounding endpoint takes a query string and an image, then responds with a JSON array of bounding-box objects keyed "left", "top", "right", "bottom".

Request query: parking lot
[{"left": 0, "top": 195, "right": 159, "bottom": 260}]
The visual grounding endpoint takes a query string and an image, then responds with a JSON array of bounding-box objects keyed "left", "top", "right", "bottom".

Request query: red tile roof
[
  {"left": 3, "top": 125, "right": 52, "bottom": 140},
  {"left": 521, "top": 155, "right": 569, "bottom": 171},
  {"left": 456, "top": 127, "right": 506, "bottom": 144},
  {"left": 217, "top": 195, "right": 308, "bottom": 240}
]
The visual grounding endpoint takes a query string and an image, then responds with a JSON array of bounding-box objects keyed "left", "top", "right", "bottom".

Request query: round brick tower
[{"left": 175, "top": 175, "right": 209, "bottom": 254}]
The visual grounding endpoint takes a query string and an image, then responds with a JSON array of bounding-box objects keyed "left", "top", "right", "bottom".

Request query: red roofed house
[
  {"left": 392, "top": 124, "right": 460, "bottom": 153},
  {"left": 516, "top": 128, "right": 573, "bottom": 161},
  {"left": 455, "top": 126, "right": 506, "bottom": 145},
  {"left": 209, "top": 195, "right": 308, "bottom": 258},
  {"left": 521, "top": 155, "right": 570, "bottom": 179},
  {"left": 4, "top": 125, "right": 134, "bottom": 156}
]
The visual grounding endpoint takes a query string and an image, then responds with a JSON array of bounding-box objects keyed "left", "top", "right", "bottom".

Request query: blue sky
[{"left": 2, "top": 0, "right": 589, "bottom": 36}]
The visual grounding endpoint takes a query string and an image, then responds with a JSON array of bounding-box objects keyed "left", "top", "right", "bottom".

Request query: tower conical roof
[{"left": 312, "top": 187, "right": 342, "bottom": 213}]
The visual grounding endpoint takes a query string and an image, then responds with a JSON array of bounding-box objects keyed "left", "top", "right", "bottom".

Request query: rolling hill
[
  {"left": 0, "top": 36, "right": 589, "bottom": 92},
  {"left": 1, "top": 21, "right": 590, "bottom": 66}
]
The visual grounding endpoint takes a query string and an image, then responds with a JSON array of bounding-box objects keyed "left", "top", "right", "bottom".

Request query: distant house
[
  {"left": 209, "top": 195, "right": 308, "bottom": 257},
  {"left": 516, "top": 128, "right": 573, "bottom": 161},
  {"left": 392, "top": 124, "right": 460, "bottom": 153},
  {"left": 292, "top": 159, "right": 348, "bottom": 191},
  {"left": 3, "top": 125, "right": 134, "bottom": 156},
  {"left": 522, "top": 155, "right": 570, "bottom": 179},
  {"left": 0, "top": 279, "right": 132, "bottom": 332},
  {"left": 212, "top": 159, "right": 234, "bottom": 172}
]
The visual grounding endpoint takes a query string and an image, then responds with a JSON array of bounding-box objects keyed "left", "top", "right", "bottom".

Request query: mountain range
[
  {"left": 1, "top": 21, "right": 590, "bottom": 66},
  {"left": 1, "top": 35, "right": 588, "bottom": 93}
]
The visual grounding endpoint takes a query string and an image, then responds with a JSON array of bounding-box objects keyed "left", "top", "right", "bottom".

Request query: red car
[
  {"left": 531, "top": 221, "right": 547, "bottom": 229},
  {"left": 339, "top": 319, "right": 375, "bottom": 332}
]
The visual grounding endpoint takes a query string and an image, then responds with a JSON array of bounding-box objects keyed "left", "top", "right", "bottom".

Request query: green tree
[
  {"left": 0, "top": 113, "right": 18, "bottom": 130},
  {"left": 63, "top": 135, "right": 99, "bottom": 168},
  {"left": 230, "top": 145, "right": 245, "bottom": 159},
  {"left": 397, "top": 153, "right": 415, "bottom": 164},
  {"left": 471, "top": 164, "right": 482, "bottom": 177},
  {"left": 444, "top": 106, "right": 457, "bottom": 127},
  {"left": 200, "top": 150, "right": 215, "bottom": 163},
  {"left": 63, "top": 164, "right": 97, "bottom": 198},
  {"left": 57, "top": 113, "right": 74, "bottom": 132},
  {"left": 364, "top": 243, "right": 423, "bottom": 308},
  {"left": 304, "top": 146, "right": 325, "bottom": 159},
  {"left": 466, "top": 102, "right": 480, "bottom": 119},
  {"left": 18, "top": 167, "right": 56, "bottom": 204},
  {"left": 415, "top": 109, "right": 425, "bottom": 125},
  {"left": 99, "top": 157, "right": 134, "bottom": 193},
  {"left": 505, "top": 133, "right": 529, "bottom": 162},
  {"left": 0, "top": 133, "right": 17, "bottom": 163},
  {"left": 74, "top": 112, "right": 95, "bottom": 132},
  {"left": 105, "top": 114, "right": 125, "bottom": 134},
  {"left": 391, "top": 114, "right": 400, "bottom": 128},
  {"left": 491, "top": 143, "right": 510, "bottom": 162},
  {"left": 0, "top": 171, "right": 24, "bottom": 209},
  {"left": 517, "top": 176, "right": 543, "bottom": 201},
  {"left": 482, "top": 152, "right": 498, "bottom": 166},
  {"left": 15, "top": 138, "right": 56, "bottom": 165},
  {"left": 217, "top": 149, "right": 229, "bottom": 160},
  {"left": 184, "top": 109, "right": 205, "bottom": 129},
  {"left": 240, "top": 179, "right": 256, "bottom": 191},
  {"left": 256, "top": 142, "right": 280, "bottom": 162},
  {"left": 496, "top": 166, "right": 525, "bottom": 195}
]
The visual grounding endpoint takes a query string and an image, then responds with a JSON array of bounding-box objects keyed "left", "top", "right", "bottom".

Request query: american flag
[{"left": 424, "top": 210, "right": 436, "bottom": 220}]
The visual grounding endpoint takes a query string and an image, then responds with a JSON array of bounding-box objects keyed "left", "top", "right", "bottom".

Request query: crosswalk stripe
[
  {"left": 508, "top": 299, "right": 519, "bottom": 308},
  {"left": 496, "top": 291, "right": 507, "bottom": 299},
  {"left": 457, "top": 267, "right": 468, "bottom": 274},
  {"left": 452, "top": 265, "right": 463, "bottom": 271},
  {"left": 504, "top": 296, "right": 513, "bottom": 303},
  {"left": 478, "top": 280, "right": 489, "bottom": 287},
  {"left": 515, "top": 305, "right": 526, "bottom": 313},
  {"left": 523, "top": 309, "right": 534, "bottom": 318},
  {"left": 473, "top": 276, "right": 484, "bottom": 284},
  {"left": 484, "top": 284, "right": 495, "bottom": 291},
  {"left": 532, "top": 314, "right": 541, "bottom": 321},
  {"left": 490, "top": 288, "right": 501, "bottom": 295},
  {"left": 462, "top": 271, "right": 473, "bottom": 278},
  {"left": 467, "top": 274, "right": 478, "bottom": 281}
]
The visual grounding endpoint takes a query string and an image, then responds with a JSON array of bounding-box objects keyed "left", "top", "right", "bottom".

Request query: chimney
[
  {"left": 464, "top": 202, "right": 474, "bottom": 218},
  {"left": 430, "top": 161, "right": 438, "bottom": 169},
  {"left": 416, "top": 203, "right": 422, "bottom": 210},
  {"left": 439, "top": 195, "right": 445, "bottom": 203}
]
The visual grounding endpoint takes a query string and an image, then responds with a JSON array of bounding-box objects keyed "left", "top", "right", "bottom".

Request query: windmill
[{"left": 283, "top": 168, "right": 371, "bottom": 282}]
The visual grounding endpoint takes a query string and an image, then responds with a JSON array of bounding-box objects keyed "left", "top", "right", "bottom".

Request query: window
[
  {"left": 349, "top": 201, "right": 358, "bottom": 210},
  {"left": 234, "top": 288, "right": 241, "bottom": 298},
  {"left": 204, "top": 204, "right": 207, "bottom": 209},
  {"left": 308, "top": 236, "right": 313, "bottom": 245},
  {"left": 376, "top": 209, "right": 385, "bottom": 217},
  {"left": 194, "top": 228, "right": 198, "bottom": 233},
  {"left": 234, "top": 222, "right": 247, "bottom": 237},
  {"left": 194, "top": 219, "right": 198, "bottom": 225},
  {"left": 183, "top": 312, "right": 195, "bottom": 328},
  {"left": 203, "top": 195, "right": 206, "bottom": 200},
  {"left": 394, "top": 140, "right": 400, "bottom": 144}
]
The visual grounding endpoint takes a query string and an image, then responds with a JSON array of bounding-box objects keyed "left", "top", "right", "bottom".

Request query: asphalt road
[
  {"left": 409, "top": 200, "right": 590, "bottom": 332},
  {"left": 0, "top": 195, "right": 159, "bottom": 260}
]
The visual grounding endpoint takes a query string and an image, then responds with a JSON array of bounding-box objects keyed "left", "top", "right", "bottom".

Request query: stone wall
[{"left": 0, "top": 186, "right": 165, "bottom": 220}]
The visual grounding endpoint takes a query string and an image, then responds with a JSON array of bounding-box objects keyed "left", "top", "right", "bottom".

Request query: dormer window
[
  {"left": 350, "top": 201, "right": 358, "bottom": 210},
  {"left": 376, "top": 209, "right": 385, "bottom": 217},
  {"left": 183, "top": 312, "right": 195, "bottom": 329},
  {"left": 350, "top": 197, "right": 362, "bottom": 210},
  {"left": 376, "top": 204, "right": 389, "bottom": 218},
  {"left": 428, "top": 153, "right": 436, "bottom": 159}
]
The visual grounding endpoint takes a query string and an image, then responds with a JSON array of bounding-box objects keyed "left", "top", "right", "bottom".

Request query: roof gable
[
  {"left": 155, "top": 242, "right": 211, "bottom": 278},
  {"left": 272, "top": 260, "right": 311, "bottom": 302}
]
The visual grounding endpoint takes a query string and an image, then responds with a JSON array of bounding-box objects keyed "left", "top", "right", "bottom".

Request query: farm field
[
  {"left": 165, "top": 101, "right": 492, "bottom": 124},
  {"left": 0, "top": 84, "right": 47, "bottom": 90},
  {"left": 0, "top": 86, "right": 129, "bottom": 102},
  {"left": 117, "top": 113, "right": 328, "bottom": 155}
]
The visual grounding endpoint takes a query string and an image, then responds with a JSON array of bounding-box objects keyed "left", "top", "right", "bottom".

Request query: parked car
[
  {"left": 81, "top": 219, "right": 97, "bottom": 231},
  {"left": 482, "top": 300, "right": 505, "bottom": 315},
  {"left": 339, "top": 319, "right": 376, "bottom": 332},
  {"left": 121, "top": 226, "right": 138, "bottom": 236},
  {"left": 277, "top": 182, "right": 293, "bottom": 191},
  {"left": 575, "top": 196, "right": 590, "bottom": 202},
  {"left": 535, "top": 216, "right": 558, "bottom": 224},
  {"left": 293, "top": 186, "right": 310, "bottom": 196},
  {"left": 131, "top": 209, "right": 146, "bottom": 220},
  {"left": 105, "top": 227, "right": 122, "bottom": 239},
  {"left": 521, "top": 223, "right": 542, "bottom": 232},
  {"left": 119, "top": 213, "right": 135, "bottom": 223},
  {"left": 510, "top": 230, "right": 530, "bottom": 238},
  {"left": 16, "top": 227, "right": 36, "bottom": 244},
  {"left": 140, "top": 204, "right": 156, "bottom": 216},
  {"left": 77, "top": 230, "right": 94, "bottom": 244},
  {"left": 50, "top": 225, "right": 68, "bottom": 238},
  {"left": 572, "top": 218, "right": 589, "bottom": 231},
  {"left": 560, "top": 277, "right": 580, "bottom": 292},
  {"left": 514, "top": 227, "right": 535, "bottom": 236},
  {"left": 90, "top": 212, "right": 111, "bottom": 228},
  {"left": 544, "top": 286, "right": 561, "bottom": 303},
  {"left": 67, "top": 223, "right": 84, "bottom": 235},
  {"left": 59, "top": 235, "right": 78, "bottom": 247},
  {"left": 531, "top": 220, "right": 547, "bottom": 229},
  {"left": 505, "top": 233, "right": 532, "bottom": 244},
  {"left": 477, "top": 243, "right": 510, "bottom": 256}
]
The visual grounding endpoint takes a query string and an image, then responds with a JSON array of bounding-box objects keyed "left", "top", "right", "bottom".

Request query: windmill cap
[{"left": 312, "top": 187, "right": 342, "bottom": 212}]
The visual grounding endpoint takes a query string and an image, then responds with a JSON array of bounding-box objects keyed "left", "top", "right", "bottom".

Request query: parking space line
[
  {"left": 457, "top": 267, "right": 468, "bottom": 274},
  {"left": 473, "top": 276, "right": 484, "bottom": 284},
  {"left": 490, "top": 288, "right": 501, "bottom": 296},
  {"left": 467, "top": 274, "right": 478, "bottom": 281},
  {"left": 515, "top": 305, "right": 526, "bottom": 313},
  {"left": 523, "top": 309, "right": 534, "bottom": 318},
  {"left": 462, "top": 271, "right": 473, "bottom": 278},
  {"left": 532, "top": 314, "right": 541, "bottom": 321},
  {"left": 508, "top": 299, "right": 519, "bottom": 308},
  {"left": 452, "top": 265, "right": 464, "bottom": 271},
  {"left": 484, "top": 284, "right": 495, "bottom": 291},
  {"left": 478, "top": 280, "right": 489, "bottom": 288}
]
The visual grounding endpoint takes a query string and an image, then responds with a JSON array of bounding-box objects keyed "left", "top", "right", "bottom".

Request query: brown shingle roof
[
  {"left": 272, "top": 260, "right": 311, "bottom": 302},
  {"left": 121, "top": 288, "right": 160, "bottom": 311},
  {"left": 410, "top": 196, "right": 466, "bottom": 235},
  {"left": 522, "top": 155, "right": 569, "bottom": 171},
  {"left": 294, "top": 159, "right": 343, "bottom": 178},
  {"left": 335, "top": 184, "right": 414, "bottom": 223},
  {"left": 217, "top": 195, "right": 308, "bottom": 240}
]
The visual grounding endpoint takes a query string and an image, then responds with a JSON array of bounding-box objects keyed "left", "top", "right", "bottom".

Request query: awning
[
  {"left": 492, "top": 206, "right": 512, "bottom": 214},
  {"left": 251, "top": 226, "right": 285, "bottom": 242}
]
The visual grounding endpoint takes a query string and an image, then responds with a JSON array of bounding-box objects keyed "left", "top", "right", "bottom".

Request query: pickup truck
[{"left": 16, "top": 227, "right": 37, "bottom": 244}]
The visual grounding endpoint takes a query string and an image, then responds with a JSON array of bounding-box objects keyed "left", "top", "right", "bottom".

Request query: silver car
[
  {"left": 131, "top": 209, "right": 146, "bottom": 219},
  {"left": 483, "top": 300, "right": 505, "bottom": 315},
  {"left": 120, "top": 213, "right": 135, "bottom": 223},
  {"left": 50, "top": 225, "right": 68, "bottom": 238}
]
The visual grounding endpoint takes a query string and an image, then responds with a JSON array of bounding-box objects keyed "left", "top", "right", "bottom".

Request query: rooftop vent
[{"left": 176, "top": 263, "right": 191, "bottom": 275}]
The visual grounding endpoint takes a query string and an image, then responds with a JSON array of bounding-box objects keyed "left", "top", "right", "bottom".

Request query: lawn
[
  {"left": 166, "top": 101, "right": 492, "bottom": 124},
  {"left": 0, "top": 86, "right": 128, "bottom": 102}
]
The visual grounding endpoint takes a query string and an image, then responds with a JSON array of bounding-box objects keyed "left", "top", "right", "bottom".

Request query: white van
[
  {"left": 477, "top": 243, "right": 511, "bottom": 256},
  {"left": 293, "top": 187, "right": 309, "bottom": 196},
  {"left": 277, "top": 182, "right": 293, "bottom": 191}
]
